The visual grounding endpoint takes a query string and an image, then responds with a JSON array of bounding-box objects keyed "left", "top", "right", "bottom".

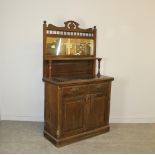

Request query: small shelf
[{"left": 44, "top": 56, "right": 97, "bottom": 61}]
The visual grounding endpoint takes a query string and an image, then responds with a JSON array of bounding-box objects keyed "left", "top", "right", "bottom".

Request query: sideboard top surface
[{"left": 43, "top": 75, "right": 114, "bottom": 85}]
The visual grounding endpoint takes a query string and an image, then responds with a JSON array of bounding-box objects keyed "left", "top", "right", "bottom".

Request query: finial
[{"left": 43, "top": 21, "right": 46, "bottom": 24}]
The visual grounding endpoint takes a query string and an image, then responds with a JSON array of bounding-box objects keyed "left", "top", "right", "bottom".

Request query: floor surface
[{"left": 0, "top": 121, "right": 155, "bottom": 153}]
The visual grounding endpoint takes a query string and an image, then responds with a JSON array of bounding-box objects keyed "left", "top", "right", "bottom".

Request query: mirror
[{"left": 46, "top": 37, "right": 94, "bottom": 56}]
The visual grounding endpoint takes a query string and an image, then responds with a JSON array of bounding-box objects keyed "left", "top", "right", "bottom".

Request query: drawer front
[
  {"left": 88, "top": 83, "right": 109, "bottom": 94},
  {"left": 62, "top": 86, "right": 87, "bottom": 98}
]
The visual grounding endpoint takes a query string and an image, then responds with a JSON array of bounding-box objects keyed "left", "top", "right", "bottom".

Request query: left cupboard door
[{"left": 61, "top": 86, "right": 86, "bottom": 136}]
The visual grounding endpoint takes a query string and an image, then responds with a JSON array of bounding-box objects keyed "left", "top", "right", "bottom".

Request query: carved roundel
[{"left": 64, "top": 21, "right": 79, "bottom": 30}]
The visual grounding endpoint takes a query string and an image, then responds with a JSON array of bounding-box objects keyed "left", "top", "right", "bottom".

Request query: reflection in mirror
[{"left": 46, "top": 37, "right": 94, "bottom": 56}]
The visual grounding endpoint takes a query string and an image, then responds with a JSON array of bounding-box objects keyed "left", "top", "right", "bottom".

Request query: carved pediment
[{"left": 44, "top": 20, "right": 95, "bottom": 34}]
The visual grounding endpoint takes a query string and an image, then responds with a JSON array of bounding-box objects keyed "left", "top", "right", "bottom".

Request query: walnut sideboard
[{"left": 42, "top": 20, "right": 114, "bottom": 147}]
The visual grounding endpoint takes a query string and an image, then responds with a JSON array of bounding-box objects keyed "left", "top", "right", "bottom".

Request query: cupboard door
[
  {"left": 85, "top": 93, "right": 108, "bottom": 130},
  {"left": 85, "top": 83, "right": 109, "bottom": 130},
  {"left": 62, "top": 96, "right": 85, "bottom": 135}
]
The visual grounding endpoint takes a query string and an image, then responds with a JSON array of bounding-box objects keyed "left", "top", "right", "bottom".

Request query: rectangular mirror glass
[{"left": 46, "top": 37, "right": 94, "bottom": 56}]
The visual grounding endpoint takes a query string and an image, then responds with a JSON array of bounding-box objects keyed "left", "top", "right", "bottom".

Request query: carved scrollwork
[{"left": 64, "top": 21, "right": 79, "bottom": 30}]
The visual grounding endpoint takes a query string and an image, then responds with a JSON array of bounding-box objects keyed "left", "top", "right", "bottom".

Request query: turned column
[{"left": 97, "top": 58, "right": 102, "bottom": 77}]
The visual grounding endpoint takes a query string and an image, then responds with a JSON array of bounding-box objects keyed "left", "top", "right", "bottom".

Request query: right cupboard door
[{"left": 85, "top": 83, "right": 110, "bottom": 130}]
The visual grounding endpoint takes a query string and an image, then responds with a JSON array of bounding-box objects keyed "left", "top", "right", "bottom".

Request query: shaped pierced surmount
[{"left": 44, "top": 20, "right": 95, "bottom": 33}]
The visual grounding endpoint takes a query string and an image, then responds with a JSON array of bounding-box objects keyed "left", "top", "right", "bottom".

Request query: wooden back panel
[{"left": 43, "top": 60, "right": 95, "bottom": 78}]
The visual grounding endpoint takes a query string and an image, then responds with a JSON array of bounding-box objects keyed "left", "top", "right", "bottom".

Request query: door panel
[
  {"left": 62, "top": 96, "right": 85, "bottom": 135},
  {"left": 85, "top": 93, "right": 107, "bottom": 129}
]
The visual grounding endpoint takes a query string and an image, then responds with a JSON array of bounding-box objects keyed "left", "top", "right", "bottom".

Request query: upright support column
[{"left": 97, "top": 58, "right": 102, "bottom": 77}]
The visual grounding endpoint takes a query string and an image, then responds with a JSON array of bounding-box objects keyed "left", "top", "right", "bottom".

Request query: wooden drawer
[
  {"left": 62, "top": 86, "right": 87, "bottom": 98},
  {"left": 88, "top": 83, "right": 108, "bottom": 94}
]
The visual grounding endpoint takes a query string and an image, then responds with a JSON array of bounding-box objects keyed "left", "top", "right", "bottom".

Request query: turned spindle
[{"left": 97, "top": 58, "right": 102, "bottom": 77}]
